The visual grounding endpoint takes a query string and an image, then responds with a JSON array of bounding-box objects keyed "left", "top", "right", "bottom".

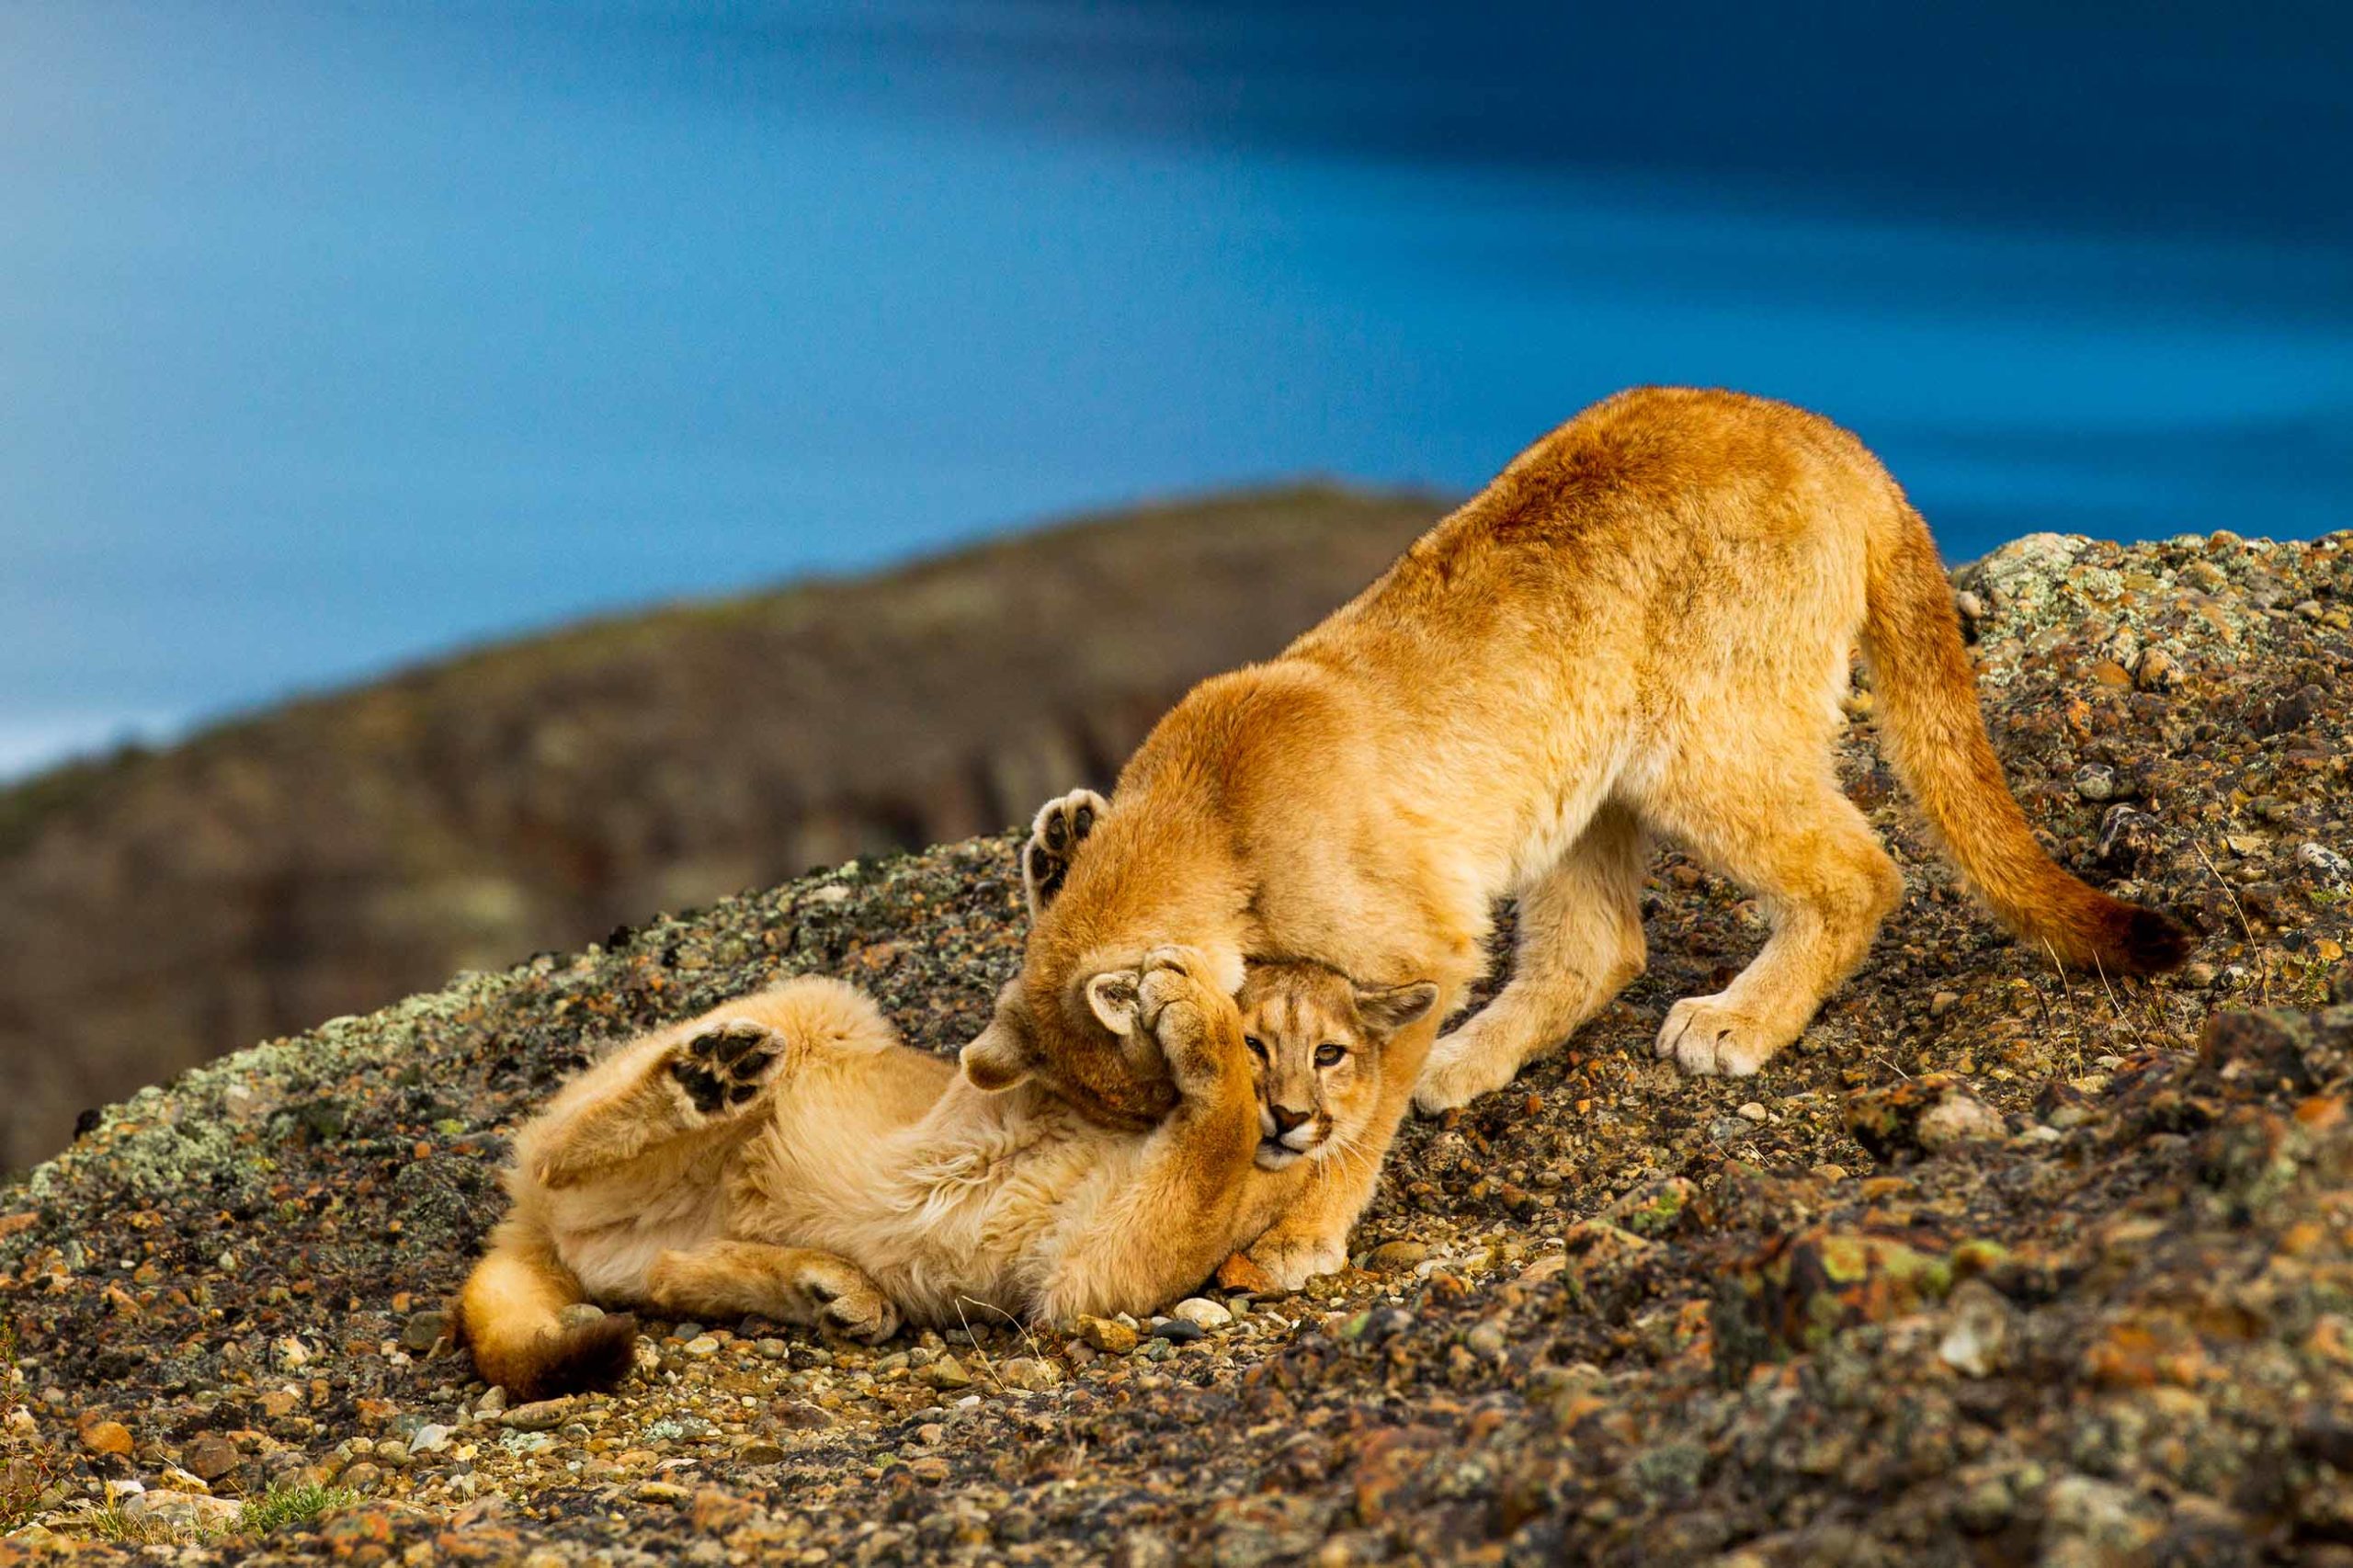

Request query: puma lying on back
[
  {"left": 967, "top": 386, "right": 2191, "bottom": 1278},
  {"left": 456, "top": 950, "right": 1260, "bottom": 1400}
]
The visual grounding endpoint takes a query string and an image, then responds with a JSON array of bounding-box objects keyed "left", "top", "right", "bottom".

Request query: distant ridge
[{"left": 0, "top": 483, "right": 1445, "bottom": 1168}]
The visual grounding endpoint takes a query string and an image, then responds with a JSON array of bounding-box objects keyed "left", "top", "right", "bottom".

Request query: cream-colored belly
[{"left": 729, "top": 1082, "right": 1141, "bottom": 1324}]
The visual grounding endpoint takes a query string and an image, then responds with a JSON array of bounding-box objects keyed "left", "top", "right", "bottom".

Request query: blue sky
[{"left": 3, "top": 2, "right": 2348, "bottom": 778}]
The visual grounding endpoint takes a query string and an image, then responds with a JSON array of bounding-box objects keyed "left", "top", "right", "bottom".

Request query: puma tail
[
  {"left": 452, "top": 1214, "right": 639, "bottom": 1402},
  {"left": 1860, "top": 498, "right": 2192, "bottom": 976}
]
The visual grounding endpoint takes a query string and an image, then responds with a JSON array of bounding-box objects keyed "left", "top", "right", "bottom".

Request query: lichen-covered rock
[
  {"left": 2, "top": 528, "right": 2350, "bottom": 1564},
  {"left": 2198, "top": 1005, "right": 2353, "bottom": 1095},
  {"left": 1842, "top": 1073, "right": 2006, "bottom": 1162},
  {"left": 1711, "top": 1227, "right": 1953, "bottom": 1375}
]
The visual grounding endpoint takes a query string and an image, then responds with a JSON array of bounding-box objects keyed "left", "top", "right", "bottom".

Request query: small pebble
[
  {"left": 2073, "top": 764, "right": 2118, "bottom": 803},
  {"left": 182, "top": 1432, "right": 243, "bottom": 1481},
  {"left": 920, "top": 1354, "right": 974, "bottom": 1390},
  {"left": 122, "top": 1491, "right": 242, "bottom": 1531},
  {"left": 995, "top": 1358, "right": 1060, "bottom": 1392},
  {"left": 502, "top": 1398, "right": 574, "bottom": 1432},
  {"left": 1359, "top": 1238, "right": 1432, "bottom": 1272},
  {"left": 1918, "top": 1093, "right": 2006, "bottom": 1151},
  {"left": 1076, "top": 1316, "right": 1139, "bottom": 1355},
  {"left": 76, "top": 1416, "right": 133, "bottom": 1458},
  {"left": 1170, "top": 1297, "right": 1233, "bottom": 1330},
  {"left": 400, "top": 1310, "right": 451, "bottom": 1353}
]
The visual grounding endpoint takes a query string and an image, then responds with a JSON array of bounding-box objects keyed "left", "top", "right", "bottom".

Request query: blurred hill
[{"left": 0, "top": 484, "right": 1443, "bottom": 1170}]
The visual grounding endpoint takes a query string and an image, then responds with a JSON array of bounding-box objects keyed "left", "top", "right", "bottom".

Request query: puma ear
[
  {"left": 1084, "top": 968, "right": 1144, "bottom": 1037},
  {"left": 959, "top": 1021, "right": 1034, "bottom": 1093},
  {"left": 1353, "top": 980, "right": 1439, "bottom": 1034}
]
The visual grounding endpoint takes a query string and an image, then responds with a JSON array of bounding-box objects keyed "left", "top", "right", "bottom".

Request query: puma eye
[
  {"left": 1244, "top": 1036, "right": 1268, "bottom": 1062},
  {"left": 1314, "top": 1043, "right": 1346, "bottom": 1068}
]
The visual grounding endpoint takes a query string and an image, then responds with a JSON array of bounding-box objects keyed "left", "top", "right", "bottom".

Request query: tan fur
[
  {"left": 457, "top": 955, "right": 1259, "bottom": 1399},
  {"left": 972, "top": 388, "right": 2190, "bottom": 1267},
  {"left": 1232, "top": 960, "right": 1439, "bottom": 1278},
  {"left": 1023, "top": 795, "right": 1440, "bottom": 1285},
  {"left": 1237, "top": 962, "right": 1437, "bottom": 1176}
]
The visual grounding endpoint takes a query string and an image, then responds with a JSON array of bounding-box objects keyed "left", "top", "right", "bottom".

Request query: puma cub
[
  {"left": 457, "top": 949, "right": 1258, "bottom": 1400},
  {"left": 966, "top": 386, "right": 2190, "bottom": 1276},
  {"left": 1238, "top": 960, "right": 1433, "bottom": 1176}
]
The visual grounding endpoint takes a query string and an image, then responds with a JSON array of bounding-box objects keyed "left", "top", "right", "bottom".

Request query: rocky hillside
[
  {"left": 0, "top": 485, "right": 1442, "bottom": 1172},
  {"left": 2, "top": 528, "right": 2348, "bottom": 1565}
]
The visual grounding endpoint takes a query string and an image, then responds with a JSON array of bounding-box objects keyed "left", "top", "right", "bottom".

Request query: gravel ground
[{"left": 4, "top": 528, "right": 2350, "bottom": 1566}]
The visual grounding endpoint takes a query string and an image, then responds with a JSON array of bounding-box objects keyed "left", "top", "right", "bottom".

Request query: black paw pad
[
  {"left": 691, "top": 1020, "right": 774, "bottom": 1068},
  {"left": 670, "top": 1062, "right": 731, "bottom": 1116},
  {"left": 1044, "top": 801, "right": 1096, "bottom": 852},
  {"left": 1028, "top": 844, "right": 1066, "bottom": 901},
  {"left": 672, "top": 1021, "right": 778, "bottom": 1115}
]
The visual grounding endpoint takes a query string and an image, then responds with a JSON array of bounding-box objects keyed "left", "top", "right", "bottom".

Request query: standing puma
[{"left": 963, "top": 387, "right": 2189, "bottom": 1277}]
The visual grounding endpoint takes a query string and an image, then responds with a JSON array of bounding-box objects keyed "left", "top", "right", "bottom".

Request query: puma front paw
[
  {"left": 1023, "top": 789, "right": 1107, "bottom": 918},
  {"left": 1134, "top": 946, "right": 1238, "bottom": 1090},
  {"left": 1245, "top": 1230, "right": 1348, "bottom": 1293},
  {"left": 1413, "top": 1017, "right": 1524, "bottom": 1115},
  {"left": 666, "top": 1019, "right": 787, "bottom": 1119}
]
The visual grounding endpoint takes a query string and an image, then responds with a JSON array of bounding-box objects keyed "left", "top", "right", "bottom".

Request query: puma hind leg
[
  {"left": 526, "top": 1016, "right": 791, "bottom": 1190},
  {"left": 1644, "top": 752, "right": 1901, "bottom": 1076},
  {"left": 645, "top": 1239, "right": 899, "bottom": 1343}
]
